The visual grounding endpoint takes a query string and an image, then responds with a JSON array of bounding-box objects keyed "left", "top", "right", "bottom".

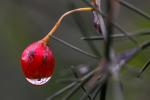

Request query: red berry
[{"left": 21, "top": 40, "right": 55, "bottom": 85}]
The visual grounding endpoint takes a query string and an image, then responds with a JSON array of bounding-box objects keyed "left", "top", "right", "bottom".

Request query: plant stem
[{"left": 41, "top": 7, "right": 94, "bottom": 44}]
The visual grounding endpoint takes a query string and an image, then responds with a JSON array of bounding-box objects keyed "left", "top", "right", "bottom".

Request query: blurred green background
[{"left": 0, "top": 0, "right": 150, "bottom": 100}]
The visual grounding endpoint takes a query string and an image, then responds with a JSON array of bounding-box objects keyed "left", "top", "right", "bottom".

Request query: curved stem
[{"left": 41, "top": 7, "right": 94, "bottom": 44}]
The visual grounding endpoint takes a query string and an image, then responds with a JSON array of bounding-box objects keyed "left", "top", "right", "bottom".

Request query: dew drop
[{"left": 26, "top": 77, "right": 51, "bottom": 85}]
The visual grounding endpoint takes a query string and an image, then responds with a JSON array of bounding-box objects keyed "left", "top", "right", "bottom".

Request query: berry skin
[
  {"left": 20, "top": 7, "right": 93, "bottom": 85},
  {"left": 21, "top": 40, "right": 55, "bottom": 80}
]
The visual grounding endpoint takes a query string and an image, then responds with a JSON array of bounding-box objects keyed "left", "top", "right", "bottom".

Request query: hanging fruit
[{"left": 20, "top": 7, "right": 94, "bottom": 85}]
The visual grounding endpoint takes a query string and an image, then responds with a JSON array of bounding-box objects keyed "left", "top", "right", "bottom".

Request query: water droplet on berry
[
  {"left": 26, "top": 77, "right": 51, "bottom": 85},
  {"left": 20, "top": 40, "right": 55, "bottom": 85}
]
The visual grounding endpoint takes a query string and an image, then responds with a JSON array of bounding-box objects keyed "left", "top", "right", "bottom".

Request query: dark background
[{"left": 0, "top": 0, "right": 150, "bottom": 100}]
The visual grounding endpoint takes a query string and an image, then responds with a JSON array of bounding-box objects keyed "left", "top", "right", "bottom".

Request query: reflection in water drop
[{"left": 26, "top": 77, "right": 51, "bottom": 85}]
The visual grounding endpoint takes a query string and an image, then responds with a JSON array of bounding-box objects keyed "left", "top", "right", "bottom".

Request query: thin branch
[
  {"left": 111, "top": 72, "right": 124, "bottom": 100},
  {"left": 112, "top": 23, "right": 138, "bottom": 45},
  {"left": 119, "top": 0, "right": 150, "bottom": 20},
  {"left": 137, "top": 58, "right": 150, "bottom": 78},
  {"left": 91, "top": 0, "right": 108, "bottom": 40},
  {"left": 140, "top": 41, "right": 150, "bottom": 50},
  {"left": 91, "top": 84, "right": 102, "bottom": 100},
  {"left": 61, "top": 64, "right": 109, "bottom": 100},
  {"left": 66, "top": 2, "right": 102, "bottom": 57},
  {"left": 82, "top": 0, "right": 138, "bottom": 50},
  {"left": 116, "top": 41, "right": 150, "bottom": 69},
  {"left": 47, "top": 66, "right": 100, "bottom": 100},
  {"left": 52, "top": 36, "right": 99, "bottom": 59},
  {"left": 80, "top": 72, "right": 109, "bottom": 100},
  {"left": 80, "top": 41, "right": 150, "bottom": 100},
  {"left": 81, "top": 29, "right": 150, "bottom": 40},
  {"left": 99, "top": 81, "right": 108, "bottom": 100},
  {"left": 103, "top": 0, "right": 114, "bottom": 61},
  {"left": 46, "top": 82, "right": 76, "bottom": 100},
  {"left": 99, "top": 0, "right": 118, "bottom": 98},
  {"left": 62, "top": 83, "right": 83, "bottom": 100},
  {"left": 71, "top": 66, "right": 92, "bottom": 100}
]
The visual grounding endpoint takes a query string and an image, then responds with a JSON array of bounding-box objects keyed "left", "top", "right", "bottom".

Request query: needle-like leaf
[
  {"left": 137, "top": 59, "right": 150, "bottom": 77},
  {"left": 47, "top": 66, "right": 99, "bottom": 100},
  {"left": 71, "top": 66, "right": 92, "bottom": 100},
  {"left": 52, "top": 36, "right": 99, "bottom": 59},
  {"left": 119, "top": 0, "right": 150, "bottom": 20},
  {"left": 81, "top": 29, "right": 150, "bottom": 40}
]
